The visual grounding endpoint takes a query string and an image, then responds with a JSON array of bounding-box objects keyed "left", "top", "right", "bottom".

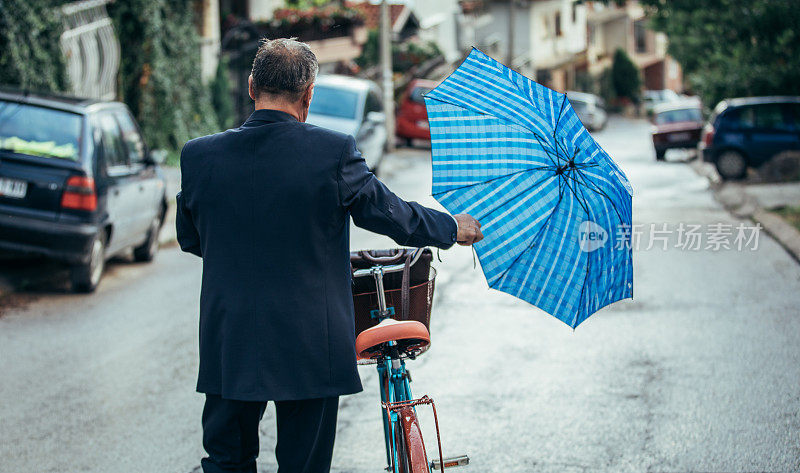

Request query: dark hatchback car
[
  {"left": 0, "top": 90, "right": 167, "bottom": 292},
  {"left": 699, "top": 96, "right": 800, "bottom": 179}
]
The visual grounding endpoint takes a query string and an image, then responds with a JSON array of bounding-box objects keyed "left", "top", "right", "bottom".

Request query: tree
[
  {"left": 611, "top": 48, "right": 641, "bottom": 103},
  {"left": 0, "top": 0, "right": 68, "bottom": 91},
  {"left": 639, "top": 0, "right": 800, "bottom": 107},
  {"left": 108, "top": 0, "right": 219, "bottom": 151}
]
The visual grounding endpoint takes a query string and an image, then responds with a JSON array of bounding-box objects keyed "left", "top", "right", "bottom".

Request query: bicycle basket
[{"left": 351, "top": 248, "right": 437, "bottom": 363}]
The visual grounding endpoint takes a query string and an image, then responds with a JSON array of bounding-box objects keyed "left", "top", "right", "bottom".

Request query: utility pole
[
  {"left": 507, "top": 0, "right": 514, "bottom": 68},
  {"left": 380, "top": 0, "right": 395, "bottom": 152}
]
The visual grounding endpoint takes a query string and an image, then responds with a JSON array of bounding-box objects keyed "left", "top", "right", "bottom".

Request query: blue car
[{"left": 699, "top": 96, "right": 800, "bottom": 179}]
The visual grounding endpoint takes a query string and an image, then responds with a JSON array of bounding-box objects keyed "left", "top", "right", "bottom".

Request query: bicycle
[{"left": 351, "top": 248, "right": 469, "bottom": 473}]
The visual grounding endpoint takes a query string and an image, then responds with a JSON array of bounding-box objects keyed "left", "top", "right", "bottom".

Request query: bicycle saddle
[{"left": 355, "top": 318, "right": 430, "bottom": 360}]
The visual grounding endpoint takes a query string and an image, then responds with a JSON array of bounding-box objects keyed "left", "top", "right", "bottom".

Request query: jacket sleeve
[
  {"left": 176, "top": 190, "right": 202, "bottom": 257},
  {"left": 337, "top": 135, "right": 457, "bottom": 249}
]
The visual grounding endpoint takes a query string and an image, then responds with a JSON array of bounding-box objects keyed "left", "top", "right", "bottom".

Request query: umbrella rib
[
  {"left": 432, "top": 165, "right": 554, "bottom": 197},
  {"left": 561, "top": 171, "right": 596, "bottom": 328},
  {"left": 490, "top": 173, "right": 567, "bottom": 288},
  {"left": 566, "top": 169, "right": 625, "bottom": 224}
]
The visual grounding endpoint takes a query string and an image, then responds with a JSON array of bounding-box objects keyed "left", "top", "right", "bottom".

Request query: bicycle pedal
[{"left": 431, "top": 454, "right": 469, "bottom": 469}]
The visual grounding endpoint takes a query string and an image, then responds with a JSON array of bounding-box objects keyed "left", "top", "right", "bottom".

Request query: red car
[
  {"left": 396, "top": 79, "right": 438, "bottom": 146},
  {"left": 651, "top": 101, "right": 704, "bottom": 161}
]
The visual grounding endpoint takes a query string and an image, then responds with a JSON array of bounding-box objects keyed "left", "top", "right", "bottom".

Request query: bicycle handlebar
[{"left": 352, "top": 248, "right": 424, "bottom": 278}]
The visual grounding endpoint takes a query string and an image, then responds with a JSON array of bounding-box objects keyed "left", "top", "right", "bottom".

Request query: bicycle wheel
[{"left": 394, "top": 406, "right": 429, "bottom": 473}]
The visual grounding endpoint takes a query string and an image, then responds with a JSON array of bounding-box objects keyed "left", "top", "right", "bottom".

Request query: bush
[
  {"left": 0, "top": 0, "right": 68, "bottom": 91},
  {"left": 611, "top": 48, "right": 641, "bottom": 103},
  {"left": 210, "top": 57, "right": 235, "bottom": 130},
  {"left": 108, "top": 0, "right": 220, "bottom": 152}
]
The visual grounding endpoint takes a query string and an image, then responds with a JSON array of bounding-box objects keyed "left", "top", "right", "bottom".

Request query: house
[
  {"left": 474, "top": 0, "right": 587, "bottom": 91},
  {"left": 586, "top": 1, "right": 683, "bottom": 92}
]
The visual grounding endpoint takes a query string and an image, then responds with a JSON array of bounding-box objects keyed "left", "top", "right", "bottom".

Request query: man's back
[{"left": 177, "top": 109, "right": 458, "bottom": 401}]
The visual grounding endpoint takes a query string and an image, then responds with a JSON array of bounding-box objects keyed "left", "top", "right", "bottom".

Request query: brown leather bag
[{"left": 350, "top": 248, "right": 436, "bottom": 338}]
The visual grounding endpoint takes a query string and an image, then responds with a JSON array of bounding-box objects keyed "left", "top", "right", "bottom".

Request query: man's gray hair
[{"left": 251, "top": 38, "right": 319, "bottom": 102}]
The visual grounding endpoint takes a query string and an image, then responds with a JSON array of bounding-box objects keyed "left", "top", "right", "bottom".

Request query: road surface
[{"left": 1, "top": 117, "right": 798, "bottom": 473}]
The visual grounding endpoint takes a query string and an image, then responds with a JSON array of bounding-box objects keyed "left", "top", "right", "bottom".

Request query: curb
[
  {"left": 689, "top": 158, "right": 800, "bottom": 263},
  {"left": 752, "top": 209, "right": 800, "bottom": 264}
]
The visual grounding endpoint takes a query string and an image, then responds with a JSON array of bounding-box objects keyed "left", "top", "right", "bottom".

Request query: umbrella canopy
[{"left": 424, "top": 48, "right": 633, "bottom": 328}]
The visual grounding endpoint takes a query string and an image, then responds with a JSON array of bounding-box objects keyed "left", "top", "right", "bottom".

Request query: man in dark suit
[{"left": 176, "top": 38, "right": 483, "bottom": 473}]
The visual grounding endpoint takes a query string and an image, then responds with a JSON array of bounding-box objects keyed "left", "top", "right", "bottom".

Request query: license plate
[
  {"left": 668, "top": 132, "right": 691, "bottom": 142},
  {"left": 0, "top": 177, "right": 27, "bottom": 199}
]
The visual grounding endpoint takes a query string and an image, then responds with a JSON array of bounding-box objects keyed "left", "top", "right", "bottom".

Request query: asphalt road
[{"left": 1, "top": 117, "right": 799, "bottom": 473}]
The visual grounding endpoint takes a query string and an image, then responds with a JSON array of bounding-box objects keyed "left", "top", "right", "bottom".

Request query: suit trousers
[{"left": 201, "top": 394, "right": 339, "bottom": 473}]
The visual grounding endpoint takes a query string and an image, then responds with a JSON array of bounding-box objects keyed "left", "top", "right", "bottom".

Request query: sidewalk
[{"left": 690, "top": 159, "right": 800, "bottom": 263}]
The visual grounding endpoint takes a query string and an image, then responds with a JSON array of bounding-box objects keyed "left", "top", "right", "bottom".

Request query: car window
[
  {"left": 95, "top": 113, "right": 128, "bottom": 171},
  {"left": 654, "top": 108, "right": 702, "bottom": 124},
  {"left": 308, "top": 85, "right": 359, "bottom": 119},
  {"left": 0, "top": 100, "right": 82, "bottom": 161},
  {"left": 409, "top": 87, "right": 432, "bottom": 104},
  {"left": 569, "top": 99, "right": 588, "bottom": 113},
  {"left": 724, "top": 106, "right": 756, "bottom": 129},
  {"left": 754, "top": 103, "right": 792, "bottom": 131},
  {"left": 113, "top": 110, "right": 145, "bottom": 165},
  {"left": 365, "top": 90, "right": 382, "bottom": 115}
]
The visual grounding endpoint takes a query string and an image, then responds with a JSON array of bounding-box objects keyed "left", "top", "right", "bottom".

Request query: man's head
[{"left": 249, "top": 38, "right": 319, "bottom": 121}]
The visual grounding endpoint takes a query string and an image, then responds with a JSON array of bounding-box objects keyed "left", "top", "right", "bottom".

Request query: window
[
  {"left": 555, "top": 12, "right": 562, "bottom": 37},
  {"left": 724, "top": 106, "right": 756, "bottom": 130},
  {"left": 0, "top": 100, "right": 82, "bottom": 161},
  {"left": 654, "top": 108, "right": 703, "bottom": 125},
  {"left": 572, "top": 2, "right": 578, "bottom": 23},
  {"left": 365, "top": 90, "right": 382, "bottom": 115},
  {"left": 308, "top": 85, "right": 360, "bottom": 119},
  {"left": 113, "top": 110, "right": 145, "bottom": 165},
  {"left": 409, "top": 87, "right": 432, "bottom": 104},
  {"left": 95, "top": 113, "right": 128, "bottom": 170},
  {"left": 634, "top": 20, "right": 647, "bottom": 54},
  {"left": 754, "top": 104, "right": 791, "bottom": 131}
]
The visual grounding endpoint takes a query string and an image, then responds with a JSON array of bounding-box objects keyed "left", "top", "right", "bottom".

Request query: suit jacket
[{"left": 176, "top": 109, "right": 457, "bottom": 401}]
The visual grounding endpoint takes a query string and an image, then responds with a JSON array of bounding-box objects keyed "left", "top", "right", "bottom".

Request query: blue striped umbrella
[{"left": 424, "top": 48, "right": 633, "bottom": 328}]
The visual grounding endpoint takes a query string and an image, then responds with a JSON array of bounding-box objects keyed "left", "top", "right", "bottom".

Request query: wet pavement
[{"left": 1, "top": 116, "right": 799, "bottom": 472}]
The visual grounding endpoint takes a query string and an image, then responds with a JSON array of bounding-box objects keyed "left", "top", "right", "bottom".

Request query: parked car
[
  {"left": 643, "top": 89, "right": 681, "bottom": 115},
  {"left": 0, "top": 89, "right": 167, "bottom": 292},
  {"left": 651, "top": 101, "right": 704, "bottom": 161},
  {"left": 306, "top": 75, "right": 387, "bottom": 171},
  {"left": 699, "top": 96, "right": 800, "bottom": 179},
  {"left": 566, "top": 91, "right": 607, "bottom": 131},
  {"left": 396, "top": 79, "right": 438, "bottom": 146}
]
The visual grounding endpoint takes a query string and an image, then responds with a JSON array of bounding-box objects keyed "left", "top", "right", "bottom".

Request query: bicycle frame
[{"left": 354, "top": 250, "right": 464, "bottom": 472}]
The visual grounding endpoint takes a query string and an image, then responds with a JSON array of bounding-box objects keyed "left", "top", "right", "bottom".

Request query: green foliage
[
  {"left": 639, "top": 0, "right": 800, "bottom": 107},
  {"left": 356, "top": 30, "right": 442, "bottom": 73},
  {"left": 355, "top": 29, "right": 380, "bottom": 69},
  {"left": 0, "top": 0, "right": 68, "bottom": 91},
  {"left": 108, "top": 0, "right": 219, "bottom": 152},
  {"left": 210, "top": 57, "right": 235, "bottom": 130},
  {"left": 611, "top": 48, "right": 641, "bottom": 103}
]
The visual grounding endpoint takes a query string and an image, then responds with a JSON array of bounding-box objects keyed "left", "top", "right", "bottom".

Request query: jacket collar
[{"left": 241, "top": 109, "right": 299, "bottom": 128}]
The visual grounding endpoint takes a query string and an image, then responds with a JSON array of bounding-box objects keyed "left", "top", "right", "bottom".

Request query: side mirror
[
  {"left": 366, "top": 111, "right": 386, "bottom": 124},
  {"left": 148, "top": 149, "right": 167, "bottom": 165}
]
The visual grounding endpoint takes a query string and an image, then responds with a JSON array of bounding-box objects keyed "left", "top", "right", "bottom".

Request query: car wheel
[
  {"left": 655, "top": 149, "right": 666, "bottom": 161},
  {"left": 133, "top": 215, "right": 161, "bottom": 262},
  {"left": 405, "top": 137, "right": 414, "bottom": 148},
  {"left": 715, "top": 150, "right": 747, "bottom": 180},
  {"left": 70, "top": 232, "right": 106, "bottom": 293}
]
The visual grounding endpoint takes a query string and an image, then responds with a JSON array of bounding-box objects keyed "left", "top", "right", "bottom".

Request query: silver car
[
  {"left": 566, "top": 91, "right": 608, "bottom": 132},
  {"left": 306, "top": 75, "right": 387, "bottom": 171}
]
